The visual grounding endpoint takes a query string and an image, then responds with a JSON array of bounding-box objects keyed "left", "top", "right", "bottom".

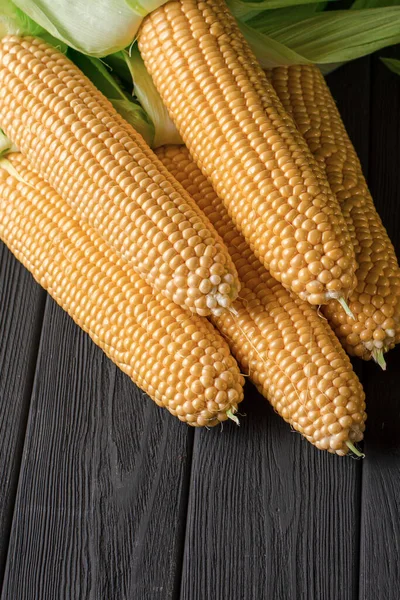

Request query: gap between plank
[{"left": 171, "top": 428, "right": 195, "bottom": 600}]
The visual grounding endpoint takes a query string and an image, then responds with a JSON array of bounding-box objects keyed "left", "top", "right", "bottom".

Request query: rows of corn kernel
[
  {"left": 0, "top": 153, "right": 244, "bottom": 427},
  {"left": 138, "top": 0, "right": 358, "bottom": 307},
  {"left": 0, "top": 35, "right": 240, "bottom": 318},
  {"left": 0, "top": 0, "right": 398, "bottom": 456},
  {"left": 265, "top": 65, "right": 400, "bottom": 367},
  {"left": 155, "top": 145, "right": 366, "bottom": 455}
]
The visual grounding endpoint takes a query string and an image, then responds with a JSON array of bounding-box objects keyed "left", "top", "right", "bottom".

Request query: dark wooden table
[{"left": 1, "top": 52, "right": 399, "bottom": 600}]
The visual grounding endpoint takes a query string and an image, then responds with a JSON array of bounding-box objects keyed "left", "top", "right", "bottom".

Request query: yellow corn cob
[
  {"left": 0, "top": 153, "right": 244, "bottom": 426},
  {"left": 0, "top": 35, "right": 240, "bottom": 318},
  {"left": 155, "top": 145, "right": 366, "bottom": 455},
  {"left": 265, "top": 65, "right": 400, "bottom": 366},
  {"left": 138, "top": 0, "right": 358, "bottom": 308}
]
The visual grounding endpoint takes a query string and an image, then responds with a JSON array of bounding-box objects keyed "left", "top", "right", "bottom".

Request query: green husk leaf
[
  {"left": 0, "top": 158, "right": 31, "bottom": 186},
  {"left": 317, "top": 62, "right": 346, "bottom": 75},
  {"left": 227, "top": 0, "right": 331, "bottom": 21},
  {"left": 67, "top": 49, "right": 154, "bottom": 146},
  {"left": 246, "top": 3, "right": 327, "bottom": 34},
  {"left": 104, "top": 52, "right": 133, "bottom": 87},
  {"left": 69, "top": 50, "right": 128, "bottom": 101},
  {"left": 351, "top": 0, "right": 399, "bottom": 8},
  {"left": 381, "top": 57, "right": 400, "bottom": 76},
  {"left": 239, "top": 21, "right": 311, "bottom": 67},
  {"left": 0, "top": 0, "right": 67, "bottom": 51},
  {"left": 12, "top": 0, "right": 168, "bottom": 56},
  {"left": 71, "top": 46, "right": 180, "bottom": 148},
  {"left": 109, "top": 99, "right": 155, "bottom": 146},
  {"left": 248, "top": 8, "right": 400, "bottom": 64},
  {"left": 124, "top": 45, "right": 182, "bottom": 148},
  {"left": 0, "top": 130, "right": 18, "bottom": 158}
]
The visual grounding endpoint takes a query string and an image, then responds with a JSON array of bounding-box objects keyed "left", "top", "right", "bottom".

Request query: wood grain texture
[
  {"left": 180, "top": 57, "right": 373, "bottom": 600},
  {"left": 0, "top": 244, "right": 45, "bottom": 582},
  {"left": 181, "top": 389, "right": 362, "bottom": 600},
  {"left": 1, "top": 299, "right": 193, "bottom": 600},
  {"left": 359, "top": 48, "right": 400, "bottom": 600}
]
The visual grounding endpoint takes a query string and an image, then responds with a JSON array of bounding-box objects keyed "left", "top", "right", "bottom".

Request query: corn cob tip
[
  {"left": 204, "top": 277, "right": 240, "bottom": 316},
  {"left": 314, "top": 420, "right": 365, "bottom": 456},
  {"left": 345, "top": 441, "right": 365, "bottom": 458},
  {"left": 371, "top": 348, "right": 387, "bottom": 371},
  {"left": 327, "top": 305, "right": 397, "bottom": 362},
  {"left": 362, "top": 328, "right": 396, "bottom": 363}
]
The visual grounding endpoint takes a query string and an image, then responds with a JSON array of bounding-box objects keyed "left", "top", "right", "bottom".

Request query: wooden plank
[
  {"left": 359, "top": 48, "right": 400, "bottom": 600},
  {"left": 1, "top": 299, "right": 193, "bottom": 600},
  {"left": 180, "top": 58, "right": 371, "bottom": 600},
  {"left": 0, "top": 245, "right": 45, "bottom": 581},
  {"left": 181, "top": 391, "right": 362, "bottom": 600}
]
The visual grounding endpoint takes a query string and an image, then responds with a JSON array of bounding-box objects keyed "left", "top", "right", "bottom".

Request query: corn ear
[
  {"left": 156, "top": 145, "right": 367, "bottom": 455},
  {"left": 266, "top": 64, "right": 400, "bottom": 363},
  {"left": 0, "top": 35, "right": 240, "bottom": 317},
  {"left": 138, "top": 0, "right": 358, "bottom": 307},
  {"left": 0, "top": 153, "right": 245, "bottom": 426}
]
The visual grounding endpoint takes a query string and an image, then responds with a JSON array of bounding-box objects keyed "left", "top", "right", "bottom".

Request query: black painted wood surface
[
  {"left": 0, "top": 53, "right": 399, "bottom": 600},
  {"left": 0, "top": 246, "right": 45, "bottom": 582}
]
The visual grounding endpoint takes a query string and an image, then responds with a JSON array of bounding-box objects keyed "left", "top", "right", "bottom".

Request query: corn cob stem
[
  {"left": 138, "top": 0, "right": 357, "bottom": 308},
  {"left": 227, "top": 408, "right": 240, "bottom": 425},
  {"left": 265, "top": 65, "right": 400, "bottom": 365},
  {"left": 345, "top": 441, "right": 365, "bottom": 459},
  {"left": 0, "top": 153, "right": 245, "bottom": 426},
  {"left": 0, "top": 35, "right": 240, "bottom": 317},
  {"left": 371, "top": 349, "right": 387, "bottom": 371},
  {"left": 155, "top": 145, "right": 367, "bottom": 455}
]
